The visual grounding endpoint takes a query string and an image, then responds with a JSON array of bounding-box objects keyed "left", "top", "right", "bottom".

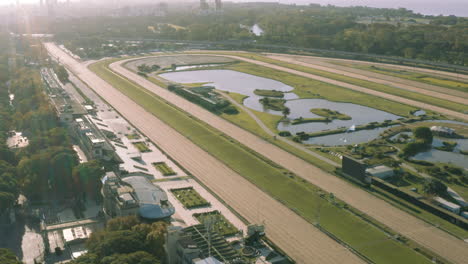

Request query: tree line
[
  {"left": 51, "top": 3, "right": 468, "bottom": 65},
  {"left": 0, "top": 35, "right": 105, "bottom": 215},
  {"left": 70, "top": 216, "right": 166, "bottom": 264}
]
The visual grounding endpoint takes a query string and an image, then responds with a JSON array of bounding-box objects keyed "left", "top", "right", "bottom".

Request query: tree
[
  {"left": 282, "top": 107, "right": 291, "bottom": 118},
  {"left": 101, "top": 251, "right": 160, "bottom": 264},
  {"left": 72, "top": 161, "right": 105, "bottom": 199},
  {"left": 414, "top": 127, "right": 433, "bottom": 144},
  {"left": 423, "top": 179, "right": 447, "bottom": 196},
  {"left": 0, "top": 248, "right": 22, "bottom": 264},
  {"left": 402, "top": 142, "right": 427, "bottom": 157},
  {"left": 55, "top": 65, "right": 69, "bottom": 83}
]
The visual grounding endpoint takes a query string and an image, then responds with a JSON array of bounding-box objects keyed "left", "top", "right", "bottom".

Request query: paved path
[
  {"left": 109, "top": 54, "right": 468, "bottom": 264},
  {"left": 45, "top": 42, "right": 363, "bottom": 264},
  {"left": 268, "top": 54, "right": 468, "bottom": 103}
]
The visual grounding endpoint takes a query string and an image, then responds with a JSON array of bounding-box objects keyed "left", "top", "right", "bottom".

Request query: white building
[
  {"left": 430, "top": 126, "right": 455, "bottom": 137},
  {"left": 366, "top": 165, "right": 394, "bottom": 179},
  {"left": 434, "top": 197, "right": 461, "bottom": 214}
]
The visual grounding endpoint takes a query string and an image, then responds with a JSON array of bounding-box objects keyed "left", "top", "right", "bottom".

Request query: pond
[
  {"left": 390, "top": 131, "right": 468, "bottom": 168},
  {"left": 413, "top": 137, "right": 468, "bottom": 168},
  {"left": 160, "top": 69, "right": 402, "bottom": 134}
]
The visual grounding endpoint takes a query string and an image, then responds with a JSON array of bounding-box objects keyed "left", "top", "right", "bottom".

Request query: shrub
[
  {"left": 222, "top": 105, "right": 239, "bottom": 115},
  {"left": 278, "top": 131, "right": 292, "bottom": 137}
]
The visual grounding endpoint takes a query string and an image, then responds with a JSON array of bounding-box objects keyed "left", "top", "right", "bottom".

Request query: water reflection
[{"left": 160, "top": 69, "right": 401, "bottom": 134}]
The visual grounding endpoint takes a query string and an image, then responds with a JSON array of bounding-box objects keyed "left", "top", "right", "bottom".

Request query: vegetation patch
[
  {"left": 291, "top": 117, "right": 329, "bottom": 124},
  {"left": 435, "top": 141, "right": 457, "bottom": 152},
  {"left": 259, "top": 97, "right": 286, "bottom": 111},
  {"left": 226, "top": 55, "right": 467, "bottom": 114},
  {"left": 194, "top": 211, "right": 239, "bottom": 237},
  {"left": 367, "top": 65, "right": 468, "bottom": 93},
  {"left": 133, "top": 142, "right": 151, "bottom": 152},
  {"left": 153, "top": 162, "right": 176, "bottom": 176},
  {"left": 254, "top": 89, "right": 284, "bottom": 98},
  {"left": 171, "top": 187, "right": 210, "bottom": 209},
  {"left": 310, "top": 108, "right": 351, "bottom": 120},
  {"left": 126, "top": 133, "right": 140, "bottom": 140}
]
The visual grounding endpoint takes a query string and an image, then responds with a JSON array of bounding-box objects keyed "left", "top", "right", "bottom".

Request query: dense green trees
[
  {"left": 52, "top": 4, "right": 468, "bottom": 65},
  {"left": 402, "top": 127, "right": 433, "bottom": 157},
  {"left": 71, "top": 216, "right": 166, "bottom": 264},
  {"left": 55, "top": 64, "right": 70, "bottom": 83},
  {"left": 414, "top": 127, "right": 433, "bottom": 144},
  {"left": 423, "top": 179, "right": 448, "bottom": 196}
]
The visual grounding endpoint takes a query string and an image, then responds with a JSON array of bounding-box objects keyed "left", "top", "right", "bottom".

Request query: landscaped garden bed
[
  {"left": 133, "top": 142, "right": 151, "bottom": 152},
  {"left": 193, "top": 211, "right": 239, "bottom": 237},
  {"left": 171, "top": 187, "right": 211, "bottom": 209},
  {"left": 153, "top": 162, "right": 176, "bottom": 176}
]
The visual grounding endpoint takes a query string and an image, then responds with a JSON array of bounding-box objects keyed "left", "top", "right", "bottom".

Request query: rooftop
[
  {"left": 122, "top": 176, "right": 175, "bottom": 219},
  {"left": 366, "top": 165, "right": 393, "bottom": 175}
]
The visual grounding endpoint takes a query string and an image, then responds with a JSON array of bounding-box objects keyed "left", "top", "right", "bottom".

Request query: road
[
  {"left": 45, "top": 43, "right": 363, "bottom": 264},
  {"left": 109, "top": 53, "right": 468, "bottom": 264},
  {"left": 267, "top": 54, "right": 468, "bottom": 103}
]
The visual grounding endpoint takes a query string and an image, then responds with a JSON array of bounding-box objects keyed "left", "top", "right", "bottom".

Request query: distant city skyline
[{"left": 2, "top": 0, "right": 467, "bottom": 16}]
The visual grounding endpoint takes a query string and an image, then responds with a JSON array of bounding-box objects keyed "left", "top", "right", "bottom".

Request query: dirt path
[
  {"left": 44, "top": 43, "right": 364, "bottom": 264},
  {"left": 109, "top": 54, "right": 468, "bottom": 264},
  {"left": 268, "top": 54, "right": 468, "bottom": 102}
]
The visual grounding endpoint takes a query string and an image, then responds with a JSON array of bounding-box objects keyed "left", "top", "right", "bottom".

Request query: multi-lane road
[{"left": 46, "top": 43, "right": 468, "bottom": 264}]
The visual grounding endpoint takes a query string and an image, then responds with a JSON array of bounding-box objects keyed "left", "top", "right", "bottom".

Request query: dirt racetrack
[
  {"left": 267, "top": 54, "right": 468, "bottom": 102},
  {"left": 46, "top": 42, "right": 468, "bottom": 264},
  {"left": 44, "top": 43, "right": 364, "bottom": 264},
  {"left": 111, "top": 54, "right": 468, "bottom": 264}
]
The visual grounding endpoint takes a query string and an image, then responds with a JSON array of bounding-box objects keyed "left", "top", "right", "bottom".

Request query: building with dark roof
[
  {"left": 102, "top": 172, "right": 175, "bottom": 220},
  {"left": 122, "top": 176, "right": 175, "bottom": 220}
]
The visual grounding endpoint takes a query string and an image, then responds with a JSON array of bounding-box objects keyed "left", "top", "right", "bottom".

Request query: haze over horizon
[{"left": 2, "top": 0, "right": 468, "bottom": 16}]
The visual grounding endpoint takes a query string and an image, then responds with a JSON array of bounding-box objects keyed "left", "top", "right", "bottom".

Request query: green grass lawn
[
  {"left": 260, "top": 97, "right": 287, "bottom": 111},
  {"left": 225, "top": 62, "right": 418, "bottom": 117},
  {"left": 153, "top": 162, "right": 176, "bottom": 176},
  {"left": 133, "top": 142, "right": 151, "bottom": 152},
  {"left": 353, "top": 64, "right": 468, "bottom": 93},
  {"left": 310, "top": 108, "right": 352, "bottom": 120},
  {"left": 171, "top": 187, "right": 210, "bottom": 208},
  {"left": 254, "top": 89, "right": 285, "bottom": 98},
  {"left": 194, "top": 211, "right": 239, "bottom": 237},
  {"left": 291, "top": 117, "right": 329, "bottom": 124},
  {"left": 126, "top": 133, "right": 140, "bottom": 140},
  {"left": 224, "top": 54, "right": 467, "bottom": 114},
  {"left": 89, "top": 59, "right": 435, "bottom": 264}
]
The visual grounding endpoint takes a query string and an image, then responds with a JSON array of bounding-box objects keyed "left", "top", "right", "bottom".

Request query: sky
[{"left": 2, "top": 0, "right": 468, "bottom": 16}]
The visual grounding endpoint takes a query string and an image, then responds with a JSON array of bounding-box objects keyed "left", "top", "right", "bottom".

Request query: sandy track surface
[
  {"left": 266, "top": 53, "right": 468, "bottom": 83},
  {"left": 268, "top": 55, "right": 468, "bottom": 102},
  {"left": 110, "top": 54, "right": 468, "bottom": 264},
  {"left": 44, "top": 43, "right": 363, "bottom": 264}
]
